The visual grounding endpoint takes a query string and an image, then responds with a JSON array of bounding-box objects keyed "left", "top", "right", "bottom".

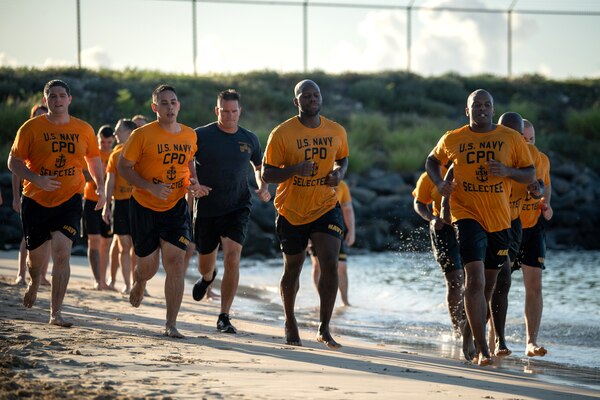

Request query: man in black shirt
[{"left": 192, "top": 89, "right": 271, "bottom": 333}]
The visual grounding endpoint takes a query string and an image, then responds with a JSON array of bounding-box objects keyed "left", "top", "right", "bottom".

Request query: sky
[{"left": 1, "top": 0, "right": 599, "bottom": 79}]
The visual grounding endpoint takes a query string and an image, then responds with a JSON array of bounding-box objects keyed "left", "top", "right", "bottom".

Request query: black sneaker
[{"left": 217, "top": 313, "right": 237, "bottom": 334}]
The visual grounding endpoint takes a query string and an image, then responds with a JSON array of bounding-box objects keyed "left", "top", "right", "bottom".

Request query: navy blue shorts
[
  {"left": 84, "top": 199, "right": 112, "bottom": 237},
  {"left": 112, "top": 199, "right": 131, "bottom": 236},
  {"left": 514, "top": 218, "right": 546, "bottom": 270},
  {"left": 194, "top": 207, "right": 250, "bottom": 254},
  {"left": 508, "top": 217, "right": 523, "bottom": 262},
  {"left": 21, "top": 194, "right": 82, "bottom": 250},
  {"left": 454, "top": 219, "right": 509, "bottom": 269},
  {"left": 276, "top": 205, "right": 344, "bottom": 255},
  {"left": 429, "top": 222, "right": 462, "bottom": 274}
]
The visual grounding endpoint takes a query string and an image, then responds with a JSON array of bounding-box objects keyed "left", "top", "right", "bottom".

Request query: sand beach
[{"left": 0, "top": 250, "right": 598, "bottom": 399}]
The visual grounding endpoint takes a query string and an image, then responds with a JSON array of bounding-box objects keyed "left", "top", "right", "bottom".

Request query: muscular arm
[
  {"left": 261, "top": 160, "right": 315, "bottom": 184},
  {"left": 85, "top": 156, "right": 106, "bottom": 210},
  {"left": 325, "top": 157, "right": 348, "bottom": 187},
  {"left": 341, "top": 200, "right": 355, "bottom": 246},
  {"left": 426, "top": 153, "right": 452, "bottom": 197},
  {"left": 487, "top": 160, "right": 535, "bottom": 184},
  {"left": 413, "top": 199, "right": 434, "bottom": 222},
  {"left": 253, "top": 163, "right": 271, "bottom": 202},
  {"left": 102, "top": 172, "right": 116, "bottom": 224},
  {"left": 11, "top": 173, "right": 22, "bottom": 213}
]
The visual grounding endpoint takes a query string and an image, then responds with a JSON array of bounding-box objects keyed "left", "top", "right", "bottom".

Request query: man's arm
[
  {"left": 340, "top": 200, "right": 355, "bottom": 246},
  {"left": 118, "top": 156, "right": 171, "bottom": 201},
  {"left": 102, "top": 172, "right": 116, "bottom": 225},
  {"left": 11, "top": 173, "right": 21, "bottom": 213},
  {"left": 8, "top": 155, "right": 61, "bottom": 192},
  {"left": 487, "top": 160, "right": 535, "bottom": 184},
  {"left": 187, "top": 159, "right": 211, "bottom": 198},
  {"left": 85, "top": 156, "right": 106, "bottom": 210},
  {"left": 426, "top": 153, "right": 453, "bottom": 197},
  {"left": 325, "top": 157, "right": 348, "bottom": 187},
  {"left": 253, "top": 163, "right": 271, "bottom": 202},
  {"left": 541, "top": 184, "right": 553, "bottom": 220},
  {"left": 262, "top": 160, "right": 315, "bottom": 184}
]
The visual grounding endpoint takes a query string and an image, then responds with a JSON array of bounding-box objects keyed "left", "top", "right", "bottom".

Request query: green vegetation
[{"left": 1, "top": 67, "right": 599, "bottom": 172}]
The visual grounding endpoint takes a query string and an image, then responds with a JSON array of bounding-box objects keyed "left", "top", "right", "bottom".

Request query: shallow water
[{"left": 187, "top": 249, "right": 600, "bottom": 390}]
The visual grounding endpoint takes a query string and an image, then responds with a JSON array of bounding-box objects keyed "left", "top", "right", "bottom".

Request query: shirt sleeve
[
  {"left": 412, "top": 173, "right": 434, "bottom": 204},
  {"left": 263, "top": 128, "right": 285, "bottom": 167},
  {"left": 431, "top": 133, "right": 450, "bottom": 166}
]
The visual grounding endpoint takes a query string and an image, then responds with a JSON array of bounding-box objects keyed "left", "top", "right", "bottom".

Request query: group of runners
[{"left": 8, "top": 79, "right": 551, "bottom": 363}]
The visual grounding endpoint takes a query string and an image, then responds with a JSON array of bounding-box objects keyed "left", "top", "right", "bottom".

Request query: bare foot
[
  {"left": 285, "top": 319, "right": 302, "bottom": 346},
  {"left": 107, "top": 283, "right": 117, "bottom": 292},
  {"left": 49, "top": 314, "right": 73, "bottom": 327},
  {"left": 164, "top": 326, "right": 185, "bottom": 338},
  {"left": 495, "top": 346, "right": 512, "bottom": 357},
  {"left": 93, "top": 282, "right": 102, "bottom": 291},
  {"left": 15, "top": 276, "right": 27, "bottom": 286},
  {"left": 526, "top": 343, "right": 547, "bottom": 357},
  {"left": 40, "top": 278, "right": 51, "bottom": 286},
  {"left": 462, "top": 334, "right": 476, "bottom": 361},
  {"left": 206, "top": 288, "right": 220, "bottom": 301},
  {"left": 121, "top": 286, "right": 131, "bottom": 295},
  {"left": 316, "top": 331, "right": 343, "bottom": 350},
  {"left": 23, "top": 281, "right": 40, "bottom": 308},
  {"left": 129, "top": 281, "right": 147, "bottom": 307},
  {"left": 478, "top": 355, "right": 493, "bottom": 366}
]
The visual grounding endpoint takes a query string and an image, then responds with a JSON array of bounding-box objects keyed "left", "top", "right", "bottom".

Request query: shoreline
[{"left": 1, "top": 250, "right": 599, "bottom": 399}]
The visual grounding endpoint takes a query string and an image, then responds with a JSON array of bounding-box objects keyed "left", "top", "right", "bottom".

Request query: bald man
[
  {"left": 262, "top": 79, "right": 349, "bottom": 350},
  {"left": 426, "top": 91, "right": 535, "bottom": 365}
]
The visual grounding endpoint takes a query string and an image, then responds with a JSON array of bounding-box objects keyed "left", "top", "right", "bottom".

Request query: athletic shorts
[
  {"left": 194, "top": 207, "right": 251, "bottom": 254},
  {"left": 83, "top": 199, "right": 112, "bottom": 238},
  {"left": 129, "top": 196, "right": 191, "bottom": 257},
  {"left": 308, "top": 240, "right": 348, "bottom": 262},
  {"left": 514, "top": 218, "right": 546, "bottom": 271},
  {"left": 454, "top": 219, "right": 509, "bottom": 269},
  {"left": 112, "top": 199, "right": 131, "bottom": 236},
  {"left": 21, "top": 194, "right": 82, "bottom": 251},
  {"left": 276, "top": 206, "right": 344, "bottom": 255},
  {"left": 508, "top": 217, "right": 523, "bottom": 262},
  {"left": 429, "top": 223, "right": 462, "bottom": 274}
]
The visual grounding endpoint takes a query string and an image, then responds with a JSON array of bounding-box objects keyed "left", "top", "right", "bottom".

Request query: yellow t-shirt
[
  {"left": 432, "top": 124, "right": 533, "bottom": 232},
  {"left": 264, "top": 116, "right": 349, "bottom": 225},
  {"left": 10, "top": 114, "right": 99, "bottom": 207},
  {"left": 412, "top": 171, "right": 442, "bottom": 216},
  {"left": 336, "top": 180, "right": 351, "bottom": 204},
  {"left": 106, "top": 144, "right": 132, "bottom": 200},
  {"left": 520, "top": 146, "right": 551, "bottom": 229},
  {"left": 121, "top": 121, "right": 197, "bottom": 212},
  {"left": 83, "top": 149, "right": 111, "bottom": 201}
]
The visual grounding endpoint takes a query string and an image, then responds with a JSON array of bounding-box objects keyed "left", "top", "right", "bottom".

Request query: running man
[
  {"left": 8, "top": 79, "right": 106, "bottom": 327},
  {"left": 262, "top": 79, "right": 349, "bottom": 349},
  {"left": 191, "top": 89, "right": 270, "bottom": 334},
  {"left": 118, "top": 84, "right": 206, "bottom": 338},
  {"left": 310, "top": 179, "right": 355, "bottom": 307},
  {"left": 83, "top": 124, "right": 115, "bottom": 290},
  {"left": 425, "top": 89, "right": 535, "bottom": 365},
  {"left": 514, "top": 119, "right": 552, "bottom": 358},
  {"left": 103, "top": 118, "right": 138, "bottom": 294}
]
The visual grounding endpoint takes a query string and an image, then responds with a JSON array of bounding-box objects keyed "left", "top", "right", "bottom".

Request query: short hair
[
  {"left": 498, "top": 112, "right": 524, "bottom": 134},
  {"left": 131, "top": 114, "right": 148, "bottom": 123},
  {"left": 294, "top": 79, "right": 320, "bottom": 97},
  {"left": 30, "top": 103, "right": 48, "bottom": 118},
  {"left": 97, "top": 124, "right": 114, "bottom": 138},
  {"left": 152, "top": 84, "right": 177, "bottom": 103},
  {"left": 117, "top": 118, "right": 138, "bottom": 132},
  {"left": 43, "top": 79, "right": 71, "bottom": 97},
  {"left": 523, "top": 119, "right": 534, "bottom": 129},
  {"left": 217, "top": 89, "right": 241, "bottom": 106}
]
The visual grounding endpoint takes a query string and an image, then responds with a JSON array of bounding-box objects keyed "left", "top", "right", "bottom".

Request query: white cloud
[
  {"left": 81, "top": 46, "right": 112, "bottom": 69},
  {"left": 537, "top": 63, "right": 552, "bottom": 77},
  {"left": 0, "top": 53, "right": 18, "bottom": 67},
  {"left": 42, "top": 58, "right": 72, "bottom": 68}
]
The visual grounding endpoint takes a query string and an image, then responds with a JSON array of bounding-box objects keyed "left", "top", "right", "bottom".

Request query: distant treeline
[{"left": 1, "top": 67, "right": 599, "bottom": 172}]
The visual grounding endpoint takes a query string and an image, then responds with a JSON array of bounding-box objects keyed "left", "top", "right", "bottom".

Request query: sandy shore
[{"left": 0, "top": 250, "right": 598, "bottom": 399}]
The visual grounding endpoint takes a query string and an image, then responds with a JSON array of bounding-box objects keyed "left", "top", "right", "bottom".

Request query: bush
[{"left": 566, "top": 106, "right": 600, "bottom": 141}]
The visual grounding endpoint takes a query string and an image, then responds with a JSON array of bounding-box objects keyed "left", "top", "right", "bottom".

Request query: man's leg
[
  {"left": 337, "top": 260, "right": 350, "bottom": 307},
  {"left": 280, "top": 252, "right": 305, "bottom": 345},
  {"left": 129, "top": 248, "right": 160, "bottom": 308},
  {"left": 490, "top": 258, "right": 512, "bottom": 356},
  {"left": 311, "top": 232, "right": 342, "bottom": 349},
  {"left": 87, "top": 234, "right": 103, "bottom": 289},
  {"left": 16, "top": 238, "right": 28, "bottom": 285},
  {"left": 219, "top": 237, "right": 241, "bottom": 315},
  {"left": 160, "top": 240, "right": 186, "bottom": 338},
  {"left": 48, "top": 231, "right": 75, "bottom": 327},
  {"left": 522, "top": 264, "right": 546, "bottom": 357},
  {"left": 117, "top": 235, "right": 133, "bottom": 294},
  {"left": 444, "top": 268, "right": 465, "bottom": 336},
  {"left": 108, "top": 238, "right": 119, "bottom": 290},
  {"left": 310, "top": 254, "right": 321, "bottom": 294},
  {"left": 463, "top": 260, "right": 494, "bottom": 365},
  {"left": 23, "top": 241, "right": 51, "bottom": 308},
  {"left": 98, "top": 236, "right": 112, "bottom": 289}
]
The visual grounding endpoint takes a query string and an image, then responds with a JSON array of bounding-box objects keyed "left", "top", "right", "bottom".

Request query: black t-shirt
[{"left": 194, "top": 122, "right": 263, "bottom": 217}]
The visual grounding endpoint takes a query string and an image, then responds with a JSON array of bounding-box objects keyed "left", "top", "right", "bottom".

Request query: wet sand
[{"left": 0, "top": 250, "right": 598, "bottom": 399}]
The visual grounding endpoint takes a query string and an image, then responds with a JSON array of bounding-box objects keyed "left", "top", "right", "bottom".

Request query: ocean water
[{"left": 188, "top": 249, "right": 600, "bottom": 389}]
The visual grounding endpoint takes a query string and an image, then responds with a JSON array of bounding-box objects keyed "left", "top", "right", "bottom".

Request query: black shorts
[
  {"left": 194, "top": 207, "right": 251, "bottom": 254},
  {"left": 429, "top": 223, "right": 462, "bottom": 274},
  {"left": 514, "top": 218, "right": 546, "bottom": 271},
  {"left": 454, "top": 219, "right": 509, "bottom": 269},
  {"left": 21, "top": 194, "right": 82, "bottom": 251},
  {"left": 129, "top": 196, "right": 191, "bottom": 257},
  {"left": 112, "top": 199, "right": 131, "bottom": 236},
  {"left": 276, "top": 206, "right": 344, "bottom": 255},
  {"left": 83, "top": 199, "right": 112, "bottom": 238},
  {"left": 508, "top": 217, "right": 523, "bottom": 262}
]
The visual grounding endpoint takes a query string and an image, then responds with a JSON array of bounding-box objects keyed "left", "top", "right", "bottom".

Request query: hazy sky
[{"left": 1, "top": 0, "right": 599, "bottom": 78}]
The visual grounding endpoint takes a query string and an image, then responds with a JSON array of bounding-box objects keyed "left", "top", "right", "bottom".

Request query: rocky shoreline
[{"left": 1, "top": 152, "right": 598, "bottom": 257}]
